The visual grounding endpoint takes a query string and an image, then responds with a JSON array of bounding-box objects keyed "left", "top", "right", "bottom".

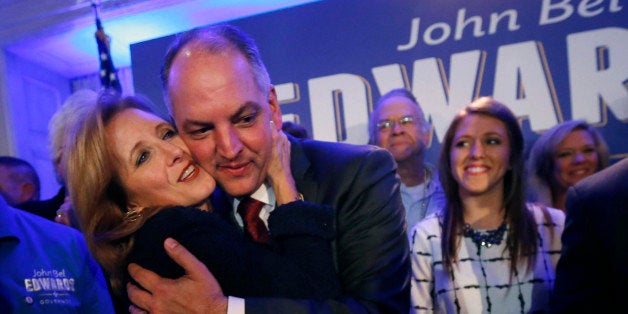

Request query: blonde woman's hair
[
  {"left": 49, "top": 89, "right": 98, "bottom": 184},
  {"left": 64, "top": 92, "right": 159, "bottom": 295}
]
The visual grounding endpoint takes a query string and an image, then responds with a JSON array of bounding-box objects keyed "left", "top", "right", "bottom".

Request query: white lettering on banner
[
  {"left": 568, "top": 27, "right": 628, "bottom": 123},
  {"left": 301, "top": 28, "right": 626, "bottom": 144},
  {"left": 275, "top": 82, "right": 300, "bottom": 104},
  {"left": 398, "top": 8, "right": 520, "bottom": 50},
  {"left": 409, "top": 51, "right": 485, "bottom": 142},
  {"left": 307, "top": 73, "right": 372, "bottom": 143},
  {"left": 372, "top": 64, "right": 409, "bottom": 96},
  {"left": 539, "top": 0, "right": 623, "bottom": 25},
  {"left": 455, "top": 8, "right": 486, "bottom": 40},
  {"left": 493, "top": 41, "right": 561, "bottom": 132},
  {"left": 424, "top": 22, "right": 451, "bottom": 45}
]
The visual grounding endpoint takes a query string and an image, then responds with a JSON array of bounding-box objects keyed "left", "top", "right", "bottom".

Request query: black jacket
[
  {"left": 551, "top": 158, "right": 628, "bottom": 313},
  {"left": 128, "top": 201, "right": 339, "bottom": 300},
  {"left": 212, "top": 136, "right": 411, "bottom": 313}
]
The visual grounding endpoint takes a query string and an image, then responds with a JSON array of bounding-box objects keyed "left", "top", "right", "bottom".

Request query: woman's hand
[
  {"left": 55, "top": 196, "right": 74, "bottom": 226},
  {"left": 267, "top": 122, "right": 299, "bottom": 205}
]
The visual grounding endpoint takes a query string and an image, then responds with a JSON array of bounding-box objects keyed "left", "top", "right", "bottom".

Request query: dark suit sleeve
[
  {"left": 551, "top": 159, "right": 628, "bottom": 313},
  {"left": 551, "top": 186, "right": 596, "bottom": 313},
  {"left": 246, "top": 146, "right": 411, "bottom": 313}
]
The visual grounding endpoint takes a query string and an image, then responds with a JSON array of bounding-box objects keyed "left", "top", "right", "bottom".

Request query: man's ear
[
  {"left": 268, "top": 85, "right": 283, "bottom": 129},
  {"left": 421, "top": 124, "right": 433, "bottom": 148},
  {"left": 18, "top": 182, "right": 37, "bottom": 203}
]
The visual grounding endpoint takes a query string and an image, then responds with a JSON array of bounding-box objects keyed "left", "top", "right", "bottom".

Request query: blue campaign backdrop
[{"left": 131, "top": 0, "right": 627, "bottom": 165}]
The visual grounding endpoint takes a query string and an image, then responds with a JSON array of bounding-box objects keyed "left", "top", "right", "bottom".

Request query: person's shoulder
[
  {"left": 144, "top": 206, "right": 224, "bottom": 227},
  {"left": 140, "top": 206, "right": 237, "bottom": 238},
  {"left": 301, "top": 138, "right": 383, "bottom": 155},
  {"left": 7, "top": 205, "right": 89, "bottom": 256},
  {"left": 574, "top": 158, "right": 627, "bottom": 194},
  {"left": 526, "top": 202, "right": 565, "bottom": 226},
  {"left": 411, "top": 213, "right": 441, "bottom": 235},
  {"left": 11, "top": 205, "right": 80, "bottom": 236},
  {"left": 409, "top": 213, "right": 441, "bottom": 245},
  {"left": 15, "top": 198, "right": 61, "bottom": 220},
  {"left": 300, "top": 139, "right": 393, "bottom": 165},
  {"left": 292, "top": 138, "right": 396, "bottom": 181}
]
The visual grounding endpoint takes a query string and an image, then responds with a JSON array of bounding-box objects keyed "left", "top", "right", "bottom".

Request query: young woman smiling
[
  {"left": 409, "top": 97, "right": 565, "bottom": 313},
  {"left": 527, "top": 120, "right": 609, "bottom": 211}
]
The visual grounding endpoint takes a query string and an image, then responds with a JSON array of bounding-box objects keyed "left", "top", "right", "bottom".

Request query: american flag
[{"left": 93, "top": 5, "right": 121, "bottom": 94}]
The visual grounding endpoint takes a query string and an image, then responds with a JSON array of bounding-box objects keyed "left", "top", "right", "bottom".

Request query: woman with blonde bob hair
[
  {"left": 63, "top": 92, "right": 339, "bottom": 310},
  {"left": 527, "top": 120, "right": 609, "bottom": 211},
  {"left": 410, "top": 97, "right": 565, "bottom": 313}
]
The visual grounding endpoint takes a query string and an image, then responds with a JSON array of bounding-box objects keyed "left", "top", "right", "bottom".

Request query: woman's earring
[{"left": 124, "top": 207, "right": 142, "bottom": 222}]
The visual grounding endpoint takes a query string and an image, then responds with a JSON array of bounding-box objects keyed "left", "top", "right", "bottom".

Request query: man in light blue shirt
[
  {"left": 369, "top": 89, "right": 446, "bottom": 238},
  {"left": 0, "top": 195, "right": 114, "bottom": 313}
]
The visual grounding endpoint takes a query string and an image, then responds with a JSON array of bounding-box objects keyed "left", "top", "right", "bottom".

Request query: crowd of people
[{"left": 0, "top": 23, "right": 624, "bottom": 313}]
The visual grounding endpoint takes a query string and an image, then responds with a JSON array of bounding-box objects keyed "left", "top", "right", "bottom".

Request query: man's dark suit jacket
[
  {"left": 211, "top": 136, "right": 411, "bottom": 313},
  {"left": 551, "top": 157, "right": 628, "bottom": 313}
]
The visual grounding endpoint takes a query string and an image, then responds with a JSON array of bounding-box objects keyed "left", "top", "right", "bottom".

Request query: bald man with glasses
[{"left": 369, "top": 89, "right": 446, "bottom": 241}]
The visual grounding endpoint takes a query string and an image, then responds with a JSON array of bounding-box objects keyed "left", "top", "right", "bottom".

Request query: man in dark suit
[
  {"left": 551, "top": 157, "right": 628, "bottom": 313},
  {"left": 127, "top": 24, "right": 410, "bottom": 313}
]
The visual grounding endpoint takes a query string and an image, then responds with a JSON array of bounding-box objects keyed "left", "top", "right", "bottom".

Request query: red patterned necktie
[{"left": 237, "top": 196, "right": 269, "bottom": 244}]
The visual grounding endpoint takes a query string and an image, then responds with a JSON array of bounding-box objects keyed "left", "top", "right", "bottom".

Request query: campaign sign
[{"left": 131, "top": 0, "right": 627, "bottom": 163}]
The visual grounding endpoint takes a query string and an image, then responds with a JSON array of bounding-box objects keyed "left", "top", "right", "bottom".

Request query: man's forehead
[
  {"left": 378, "top": 102, "right": 419, "bottom": 117},
  {"left": 177, "top": 101, "right": 263, "bottom": 124}
]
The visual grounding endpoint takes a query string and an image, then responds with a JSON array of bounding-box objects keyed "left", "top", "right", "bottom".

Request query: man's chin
[
  {"left": 218, "top": 179, "right": 258, "bottom": 197},
  {"left": 391, "top": 151, "right": 412, "bottom": 161}
]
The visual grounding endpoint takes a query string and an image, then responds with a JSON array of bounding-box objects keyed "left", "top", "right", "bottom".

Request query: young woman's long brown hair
[{"left": 438, "top": 97, "right": 538, "bottom": 277}]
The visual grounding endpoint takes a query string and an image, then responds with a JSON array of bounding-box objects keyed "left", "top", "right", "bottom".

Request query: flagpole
[
  {"left": 91, "top": 1, "right": 103, "bottom": 31},
  {"left": 91, "top": 0, "right": 122, "bottom": 94}
]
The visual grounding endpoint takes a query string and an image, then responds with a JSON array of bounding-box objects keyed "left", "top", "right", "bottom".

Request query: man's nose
[{"left": 215, "top": 127, "right": 243, "bottom": 159}]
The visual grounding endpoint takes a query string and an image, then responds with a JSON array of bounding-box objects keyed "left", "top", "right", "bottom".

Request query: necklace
[{"left": 463, "top": 221, "right": 507, "bottom": 248}]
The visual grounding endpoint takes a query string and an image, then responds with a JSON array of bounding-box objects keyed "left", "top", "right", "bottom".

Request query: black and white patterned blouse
[{"left": 410, "top": 203, "right": 565, "bottom": 313}]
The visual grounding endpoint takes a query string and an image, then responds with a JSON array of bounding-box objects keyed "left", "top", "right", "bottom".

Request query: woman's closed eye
[{"left": 162, "top": 128, "right": 177, "bottom": 140}]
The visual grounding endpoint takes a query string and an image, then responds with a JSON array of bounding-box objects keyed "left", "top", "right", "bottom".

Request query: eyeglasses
[{"left": 376, "top": 116, "right": 415, "bottom": 131}]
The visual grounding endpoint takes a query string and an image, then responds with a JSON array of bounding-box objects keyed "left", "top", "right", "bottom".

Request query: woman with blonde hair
[
  {"left": 527, "top": 120, "right": 609, "bottom": 211},
  {"left": 63, "top": 93, "right": 339, "bottom": 310},
  {"left": 410, "top": 97, "right": 565, "bottom": 313}
]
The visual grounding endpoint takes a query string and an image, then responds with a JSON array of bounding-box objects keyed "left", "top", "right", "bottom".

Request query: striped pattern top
[{"left": 410, "top": 203, "right": 565, "bottom": 313}]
